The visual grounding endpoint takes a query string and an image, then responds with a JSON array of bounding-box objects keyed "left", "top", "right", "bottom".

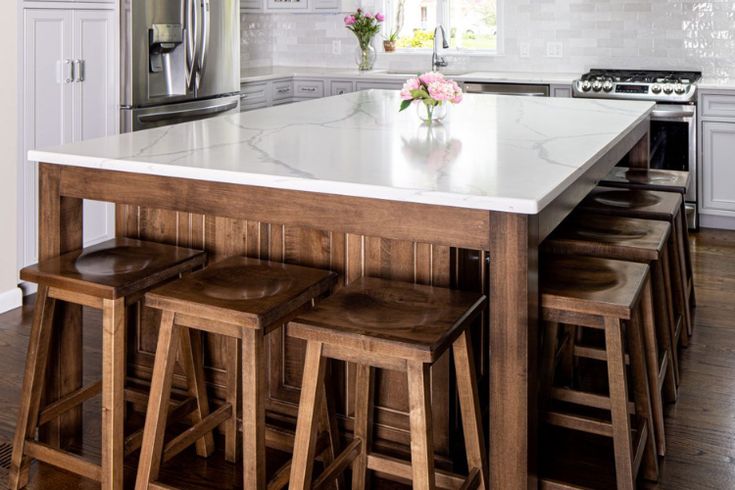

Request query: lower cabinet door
[{"left": 702, "top": 121, "right": 735, "bottom": 215}]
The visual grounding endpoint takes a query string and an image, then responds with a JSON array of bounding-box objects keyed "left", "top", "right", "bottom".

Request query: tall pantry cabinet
[{"left": 20, "top": 3, "right": 117, "bottom": 270}]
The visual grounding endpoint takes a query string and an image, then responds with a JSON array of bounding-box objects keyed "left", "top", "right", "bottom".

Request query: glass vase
[
  {"left": 416, "top": 101, "right": 448, "bottom": 125},
  {"left": 355, "top": 44, "right": 376, "bottom": 71}
]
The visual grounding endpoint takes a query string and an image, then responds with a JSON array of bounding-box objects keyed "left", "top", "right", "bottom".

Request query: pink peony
[
  {"left": 375, "top": 12, "right": 385, "bottom": 22},
  {"left": 418, "top": 71, "right": 445, "bottom": 86},
  {"left": 400, "top": 77, "right": 421, "bottom": 100},
  {"left": 344, "top": 15, "right": 356, "bottom": 25},
  {"left": 364, "top": 11, "right": 373, "bottom": 18},
  {"left": 427, "top": 80, "right": 456, "bottom": 102}
]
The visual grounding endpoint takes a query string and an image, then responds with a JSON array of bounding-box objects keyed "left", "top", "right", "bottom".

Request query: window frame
[{"left": 383, "top": 0, "right": 503, "bottom": 55}]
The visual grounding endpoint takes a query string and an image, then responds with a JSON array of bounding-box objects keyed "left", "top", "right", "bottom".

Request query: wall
[
  {"left": 0, "top": 8, "right": 21, "bottom": 313},
  {"left": 241, "top": 0, "right": 735, "bottom": 78}
]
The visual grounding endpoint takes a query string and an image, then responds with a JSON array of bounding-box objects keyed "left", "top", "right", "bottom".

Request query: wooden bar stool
[
  {"left": 599, "top": 167, "right": 695, "bottom": 308},
  {"left": 287, "top": 277, "right": 488, "bottom": 490},
  {"left": 540, "top": 256, "right": 659, "bottom": 489},
  {"left": 9, "top": 238, "right": 207, "bottom": 490},
  {"left": 135, "top": 256, "right": 338, "bottom": 490},
  {"left": 543, "top": 213, "right": 678, "bottom": 457},
  {"left": 580, "top": 187, "right": 693, "bottom": 346}
]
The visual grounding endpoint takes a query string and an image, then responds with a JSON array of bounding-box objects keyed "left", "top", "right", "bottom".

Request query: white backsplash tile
[{"left": 241, "top": 1, "right": 735, "bottom": 78}]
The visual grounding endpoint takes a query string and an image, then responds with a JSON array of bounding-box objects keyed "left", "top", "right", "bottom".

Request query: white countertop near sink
[
  {"left": 240, "top": 66, "right": 579, "bottom": 85},
  {"left": 29, "top": 90, "right": 652, "bottom": 214}
]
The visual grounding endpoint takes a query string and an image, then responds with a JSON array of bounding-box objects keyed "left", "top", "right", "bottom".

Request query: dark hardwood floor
[{"left": 1, "top": 228, "right": 735, "bottom": 489}]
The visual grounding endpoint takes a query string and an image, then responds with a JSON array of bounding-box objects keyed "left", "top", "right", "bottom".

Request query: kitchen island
[{"left": 29, "top": 90, "right": 653, "bottom": 488}]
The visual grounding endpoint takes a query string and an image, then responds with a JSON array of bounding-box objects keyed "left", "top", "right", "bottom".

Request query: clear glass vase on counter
[
  {"left": 355, "top": 43, "right": 377, "bottom": 71},
  {"left": 417, "top": 101, "right": 448, "bottom": 125}
]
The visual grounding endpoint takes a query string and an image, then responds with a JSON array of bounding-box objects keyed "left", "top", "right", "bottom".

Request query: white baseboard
[
  {"left": 700, "top": 214, "right": 735, "bottom": 231},
  {"left": 0, "top": 286, "right": 23, "bottom": 314}
]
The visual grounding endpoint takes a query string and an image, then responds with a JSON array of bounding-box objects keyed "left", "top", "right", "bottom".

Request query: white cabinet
[
  {"left": 701, "top": 121, "right": 735, "bottom": 215},
  {"left": 242, "top": 0, "right": 353, "bottom": 12},
  {"left": 21, "top": 8, "right": 117, "bottom": 267}
]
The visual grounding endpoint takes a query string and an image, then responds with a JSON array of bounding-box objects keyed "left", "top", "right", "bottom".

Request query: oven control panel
[{"left": 572, "top": 80, "right": 697, "bottom": 103}]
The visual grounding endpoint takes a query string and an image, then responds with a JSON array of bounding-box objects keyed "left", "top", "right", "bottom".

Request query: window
[
  {"left": 388, "top": 0, "right": 499, "bottom": 51},
  {"left": 388, "top": 0, "right": 498, "bottom": 51}
]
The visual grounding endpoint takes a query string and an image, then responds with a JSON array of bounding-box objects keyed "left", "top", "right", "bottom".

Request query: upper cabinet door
[
  {"left": 72, "top": 9, "right": 117, "bottom": 246},
  {"left": 22, "top": 9, "right": 74, "bottom": 265}
]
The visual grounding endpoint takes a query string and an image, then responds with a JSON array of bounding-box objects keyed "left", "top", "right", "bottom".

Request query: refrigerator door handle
[
  {"left": 184, "top": 0, "right": 199, "bottom": 90},
  {"left": 197, "top": 0, "right": 210, "bottom": 81},
  {"left": 136, "top": 99, "right": 238, "bottom": 124}
]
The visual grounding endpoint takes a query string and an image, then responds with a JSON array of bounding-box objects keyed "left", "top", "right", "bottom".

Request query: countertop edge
[
  {"left": 240, "top": 67, "right": 578, "bottom": 86},
  {"left": 28, "top": 150, "right": 542, "bottom": 215}
]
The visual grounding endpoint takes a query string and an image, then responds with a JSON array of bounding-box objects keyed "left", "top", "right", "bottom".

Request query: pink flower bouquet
[
  {"left": 399, "top": 72, "right": 463, "bottom": 124},
  {"left": 344, "top": 9, "right": 384, "bottom": 70}
]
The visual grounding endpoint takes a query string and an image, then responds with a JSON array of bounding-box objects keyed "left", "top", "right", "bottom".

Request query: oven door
[{"left": 649, "top": 104, "right": 697, "bottom": 227}]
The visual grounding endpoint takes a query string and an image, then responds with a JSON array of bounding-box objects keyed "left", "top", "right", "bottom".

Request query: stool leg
[
  {"left": 668, "top": 236, "right": 689, "bottom": 348},
  {"left": 224, "top": 337, "right": 239, "bottom": 463},
  {"left": 101, "top": 298, "right": 126, "bottom": 490},
  {"left": 453, "top": 331, "right": 488, "bottom": 490},
  {"left": 663, "top": 247, "right": 689, "bottom": 350},
  {"left": 351, "top": 364, "right": 374, "bottom": 490},
  {"left": 672, "top": 222, "right": 693, "bottom": 338},
  {"left": 540, "top": 322, "right": 560, "bottom": 413},
  {"left": 655, "top": 254, "right": 679, "bottom": 387},
  {"left": 242, "top": 328, "right": 266, "bottom": 490},
  {"left": 679, "top": 203, "right": 696, "bottom": 308},
  {"left": 626, "top": 312, "right": 660, "bottom": 482},
  {"left": 639, "top": 281, "right": 667, "bottom": 457},
  {"left": 319, "top": 369, "right": 344, "bottom": 490},
  {"left": 603, "top": 318, "right": 636, "bottom": 489},
  {"left": 406, "top": 362, "right": 436, "bottom": 490},
  {"left": 290, "top": 340, "right": 326, "bottom": 490},
  {"left": 179, "top": 327, "right": 215, "bottom": 458},
  {"left": 8, "top": 287, "right": 56, "bottom": 490},
  {"left": 135, "top": 311, "right": 181, "bottom": 490}
]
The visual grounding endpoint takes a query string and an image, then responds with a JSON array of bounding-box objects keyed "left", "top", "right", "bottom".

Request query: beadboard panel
[{"left": 117, "top": 204, "right": 488, "bottom": 458}]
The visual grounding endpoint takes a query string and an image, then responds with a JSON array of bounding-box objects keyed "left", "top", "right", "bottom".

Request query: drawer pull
[
  {"left": 277, "top": 87, "right": 291, "bottom": 94},
  {"left": 300, "top": 87, "right": 317, "bottom": 92}
]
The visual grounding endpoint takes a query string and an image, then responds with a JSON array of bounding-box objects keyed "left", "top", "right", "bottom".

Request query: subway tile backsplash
[{"left": 241, "top": 1, "right": 735, "bottom": 78}]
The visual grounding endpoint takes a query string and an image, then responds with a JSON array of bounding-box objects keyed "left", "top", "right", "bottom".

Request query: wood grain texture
[
  {"left": 38, "top": 163, "right": 83, "bottom": 447},
  {"left": 488, "top": 211, "right": 539, "bottom": 490},
  {"left": 118, "top": 207, "right": 476, "bottom": 459}
]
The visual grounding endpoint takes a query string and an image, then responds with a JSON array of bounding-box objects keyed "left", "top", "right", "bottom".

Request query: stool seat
[
  {"left": 145, "top": 256, "right": 337, "bottom": 330},
  {"left": 545, "top": 214, "right": 670, "bottom": 262},
  {"left": 581, "top": 187, "right": 682, "bottom": 221},
  {"left": 288, "top": 276, "right": 486, "bottom": 363},
  {"left": 600, "top": 168, "right": 689, "bottom": 194},
  {"left": 20, "top": 238, "right": 206, "bottom": 300},
  {"left": 542, "top": 256, "right": 649, "bottom": 320}
]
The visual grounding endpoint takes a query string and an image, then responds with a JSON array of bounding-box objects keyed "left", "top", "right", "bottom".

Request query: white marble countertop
[
  {"left": 241, "top": 65, "right": 578, "bottom": 85},
  {"left": 699, "top": 77, "right": 735, "bottom": 91},
  {"left": 29, "top": 90, "right": 653, "bottom": 214}
]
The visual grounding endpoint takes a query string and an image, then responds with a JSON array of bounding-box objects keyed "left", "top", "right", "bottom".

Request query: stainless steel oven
[
  {"left": 572, "top": 69, "right": 702, "bottom": 229},
  {"left": 620, "top": 103, "right": 697, "bottom": 227}
]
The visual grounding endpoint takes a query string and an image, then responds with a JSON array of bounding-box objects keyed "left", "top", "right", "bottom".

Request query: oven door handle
[{"left": 651, "top": 109, "right": 694, "bottom": 120}]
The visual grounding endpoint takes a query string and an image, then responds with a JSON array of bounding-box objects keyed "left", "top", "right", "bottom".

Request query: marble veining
[{"left": 29, "top": 91, "right": 653, "bottom": 214}]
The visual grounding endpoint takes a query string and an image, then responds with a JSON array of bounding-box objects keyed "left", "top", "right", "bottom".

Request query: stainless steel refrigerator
[{"left": 120, "top": 0, "right": 240, "bottom": 132}]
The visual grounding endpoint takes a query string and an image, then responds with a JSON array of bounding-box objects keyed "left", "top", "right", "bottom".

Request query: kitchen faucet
[{"left": 432, "top": 25, "right": 449, "bottom": 72}]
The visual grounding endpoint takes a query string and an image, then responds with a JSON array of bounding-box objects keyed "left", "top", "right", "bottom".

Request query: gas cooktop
[{"left": 572, "top": 69, "right": 702, "bottom": 103}]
